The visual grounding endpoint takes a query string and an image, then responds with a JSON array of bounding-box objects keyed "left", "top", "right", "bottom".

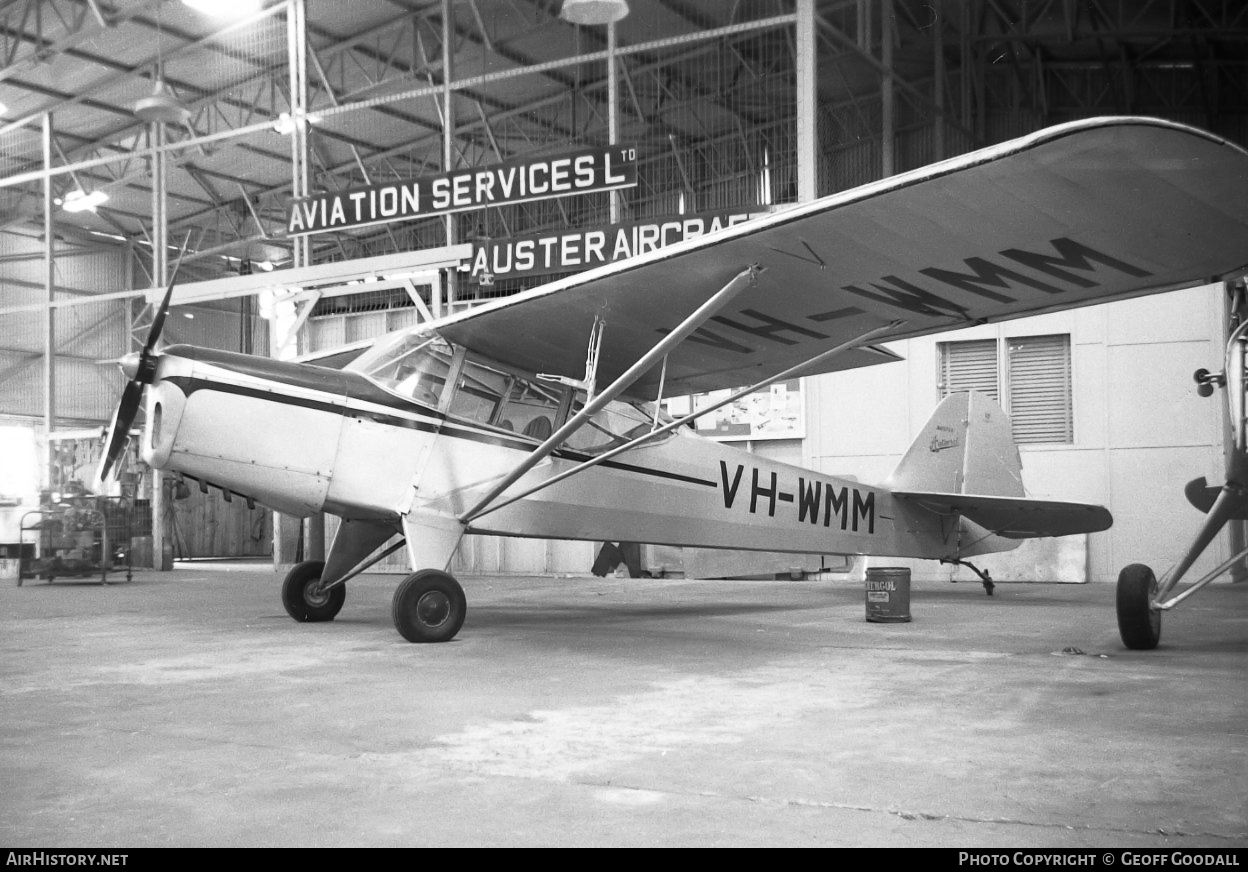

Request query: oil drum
[{"left": 865, "top": 566, "right": 912, "bottom": 623}]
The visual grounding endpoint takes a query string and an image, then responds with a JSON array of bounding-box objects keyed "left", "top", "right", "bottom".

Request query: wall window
[{"left": 938, "top": 334, "right": 1073, "bottom": 444}]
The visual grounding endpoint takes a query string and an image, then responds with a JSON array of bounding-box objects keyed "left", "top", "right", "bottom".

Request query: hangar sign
[
  {"left": 286, "top": 145, "right": 638, "bottom": 236},
  {"left": 466, "top": 207, "right": 771, "bottom": 282}
]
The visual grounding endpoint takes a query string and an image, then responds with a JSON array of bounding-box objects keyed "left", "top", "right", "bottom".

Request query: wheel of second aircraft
[
  {"left": 281, "top": 560, "right": 345, "bottom": 623},
  {"left": 392, "top": 569, "right": 466, "bottom": 643},
  {"left": 1116, "top": 563, "right": 1161, "bottom": 650}
]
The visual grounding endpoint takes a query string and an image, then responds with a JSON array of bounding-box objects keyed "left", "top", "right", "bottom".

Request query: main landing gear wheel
[
  {"left": 392, "top": 569, "right": 466, "bottom": 643},
  {"left": 1116, "top": 563, "right": 1162, "bottom": 650},
  {"left": 282, "top": 560, "right": 346, "bottom": 623}
]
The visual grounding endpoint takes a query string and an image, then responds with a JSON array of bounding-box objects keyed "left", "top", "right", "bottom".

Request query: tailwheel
[
  {"left": 1116, "top": 563, "right": 1161, "bottom": 650},
  {"left": 282, "top": 560, "right": 346, "bottom": 623},
  {"left": 392, "top": 569, "right": 466, "bottom": 643}
]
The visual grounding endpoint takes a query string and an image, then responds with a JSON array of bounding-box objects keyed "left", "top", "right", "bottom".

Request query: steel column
[
  {"left": 42, "top": 113, "right": 55, "bottom": 491},
  {"left": 608, "top": 20, "right": 621, "bottom": 222},
  {"left": 934, "top": 0, "right": 945, "bottom": 161},
  {"left": 288, "top": 0, "right": 310, "bottom": 269},
  {"left": 290, "top": 0, "right": 322, "bottom": 560},
  {"left": 881, "top": 0, "right": 894, "bottom": 177},
  {"left": 442, "top": 0, "right": 457, "bottom": 305},
  {"left": 150, "top": 119, "right": 167, "bottom": 570},
  {"left": 796, "top": 0, "right": 817, "bottom": 203}
]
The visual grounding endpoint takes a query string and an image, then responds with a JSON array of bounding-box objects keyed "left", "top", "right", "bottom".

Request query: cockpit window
[
  {"left": 352, "top": 332, "right": 451, "bottom": 406},
  {"left": 497, "top": 379, "right": 563, "bottom": 439},
  {"left": 564, "top": 397, "right": 672, "bottom": 455},
  {"left": 448, "top": 357, "right": 565, "bottom": 437},
  {"left": 448, "top": 357, "right": 510, "bottom": 424},
  {"left": 351, "top": 329, "right": 675, "bottom": 452}
]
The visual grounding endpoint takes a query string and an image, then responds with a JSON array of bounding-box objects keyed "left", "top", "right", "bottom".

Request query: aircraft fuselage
[{"left": 140, "top": 344, "right": 970, "bottom": 564}]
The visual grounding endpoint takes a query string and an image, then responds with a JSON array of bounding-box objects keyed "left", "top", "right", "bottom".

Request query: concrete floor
[{"left": 1, "top": 563, "right": 1245, "bottom": 848}]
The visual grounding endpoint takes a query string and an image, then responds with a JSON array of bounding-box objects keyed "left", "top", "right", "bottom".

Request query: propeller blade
[
  {"left": 143, "top": 282, "right": 174, "bottom": 357},
  {"left": 98, "top": 232, "right": 192, "bottom": 484},
  {"left": 98, "top": 379, "right": 144, "bottom": 482},
  {"left": 143, "top": 232, "right": 192, "bottom": 356}
]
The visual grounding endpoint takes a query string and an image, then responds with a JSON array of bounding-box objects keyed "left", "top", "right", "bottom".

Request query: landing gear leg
[{"left": 943, "top": 558, "right": 995, "bottom": 595}]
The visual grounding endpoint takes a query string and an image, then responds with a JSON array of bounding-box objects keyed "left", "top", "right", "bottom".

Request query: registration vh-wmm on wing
[{"left": 96, "top": 117, "right": 1248, "bottom": 649}]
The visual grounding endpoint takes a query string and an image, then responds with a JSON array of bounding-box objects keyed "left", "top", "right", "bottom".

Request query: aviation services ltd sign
[{"left": 286, "top": 145, "right": 638, "bottom": 236}]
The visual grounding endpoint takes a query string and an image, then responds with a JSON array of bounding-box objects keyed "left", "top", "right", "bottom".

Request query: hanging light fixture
[
  {"left": 135, "top": 79, "right": 191, "bottom": 124},
  {"left": 134, "top": 6, "right": 191, "bottom": 125},
  {"left": 60, "top": 189, "right": 109, "bottom": 213},
  {"left": 560, "top": 0, "right": 629, "bottom": 26}
]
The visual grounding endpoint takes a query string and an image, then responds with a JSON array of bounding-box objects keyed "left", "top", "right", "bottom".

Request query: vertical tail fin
[{"left": 886, "top": 391, "right": 1024, "bottom": 497}]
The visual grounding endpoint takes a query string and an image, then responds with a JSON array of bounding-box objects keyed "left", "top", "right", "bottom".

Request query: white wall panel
[
  {"left": 1109, "top": 445, "right": 1225, "bottom": 578},
  {"left": 1106, "top": 284, "right": 1215, "bottom": 345},
  {"left": 1107, "top": 342, "right": 1217, "bottom": 449}
]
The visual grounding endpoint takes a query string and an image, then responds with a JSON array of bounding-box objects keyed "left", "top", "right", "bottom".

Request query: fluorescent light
[
  {"left": 87, "top": 230, "right": 127, "bottom": 242},
  {"left": 182, "top": 0, "right": 263, "bottom": 17},
  {"left": 61, "top": 189, "right": 109, "bottom": 213},
  {"left": 274, "top": 111, "right": 322, "bottom": 134},
  {"left": 560, "top": 0, "right": 630, "bottom": 25}
]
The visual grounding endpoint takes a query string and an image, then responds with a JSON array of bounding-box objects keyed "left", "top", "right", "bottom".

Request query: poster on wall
[{"left": 666, "top": 379, "right": 805, "bottom": 441}]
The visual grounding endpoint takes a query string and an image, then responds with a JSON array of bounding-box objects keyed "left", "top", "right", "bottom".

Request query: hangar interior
[{"left": 1, "top": 0, "right": 1247, "bottom": 583}]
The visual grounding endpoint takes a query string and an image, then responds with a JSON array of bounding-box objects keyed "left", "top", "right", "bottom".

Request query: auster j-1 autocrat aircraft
[{"left": 96, "top": 117, "right": 1248, "bottom": 647}]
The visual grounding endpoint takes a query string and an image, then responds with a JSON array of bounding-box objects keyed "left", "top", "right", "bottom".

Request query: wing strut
[
  {"left": 650, "top": 354, "right": 669, "bottom": 432},
  {"left": 463, "top": 319, "right": 903, "bottom": 524},
  {"left": 459, "top": 264, "right": 762, "bottom": 523}
]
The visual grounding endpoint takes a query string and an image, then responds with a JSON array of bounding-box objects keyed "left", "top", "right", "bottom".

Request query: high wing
[
  {"left": 892, "top": 492, "right": 1114, "bottom": 539},
  {"left": 435, "top": 117, "right": 1248, "bottom": 397}
]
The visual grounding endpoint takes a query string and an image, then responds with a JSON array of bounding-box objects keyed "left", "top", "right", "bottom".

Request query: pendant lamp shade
[{"left": 560, "top": 0, "right": 629, "bottom": 26}]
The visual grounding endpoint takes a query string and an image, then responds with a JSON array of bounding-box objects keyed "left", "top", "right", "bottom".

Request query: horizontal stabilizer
[{"left": 892, "top": 491, "right": 1113, "bottom": 539}]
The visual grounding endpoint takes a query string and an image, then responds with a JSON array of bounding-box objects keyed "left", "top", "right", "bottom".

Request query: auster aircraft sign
[
  {"left": 286, "top": 145, "right": 639, "bottom": 236},
  {"left": 466, "top": 208, "right": 770, "bottom": 281}
]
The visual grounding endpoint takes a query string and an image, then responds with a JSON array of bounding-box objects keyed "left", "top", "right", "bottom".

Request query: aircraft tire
[
  {"left": 1116, "top": 563, "right": 1161, "bottom": 650},
  {"left": 392, "top": 570, "right": 466, "bottom": 643},
  {"left": 282, "top": 560, "right": 345, "bottom": 623}
]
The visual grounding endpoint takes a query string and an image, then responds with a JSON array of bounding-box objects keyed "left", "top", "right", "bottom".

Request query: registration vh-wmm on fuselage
[{"left": 98, "top": 117, "right": 1248, "bottom": 648}]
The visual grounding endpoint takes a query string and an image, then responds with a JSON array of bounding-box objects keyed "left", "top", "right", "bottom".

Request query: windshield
[
  {"left": 565, "top": 397, "right": 673, "bottom": 454},
  {"left": 351, "top": 330, "right": 452, "bottom": 406}
]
